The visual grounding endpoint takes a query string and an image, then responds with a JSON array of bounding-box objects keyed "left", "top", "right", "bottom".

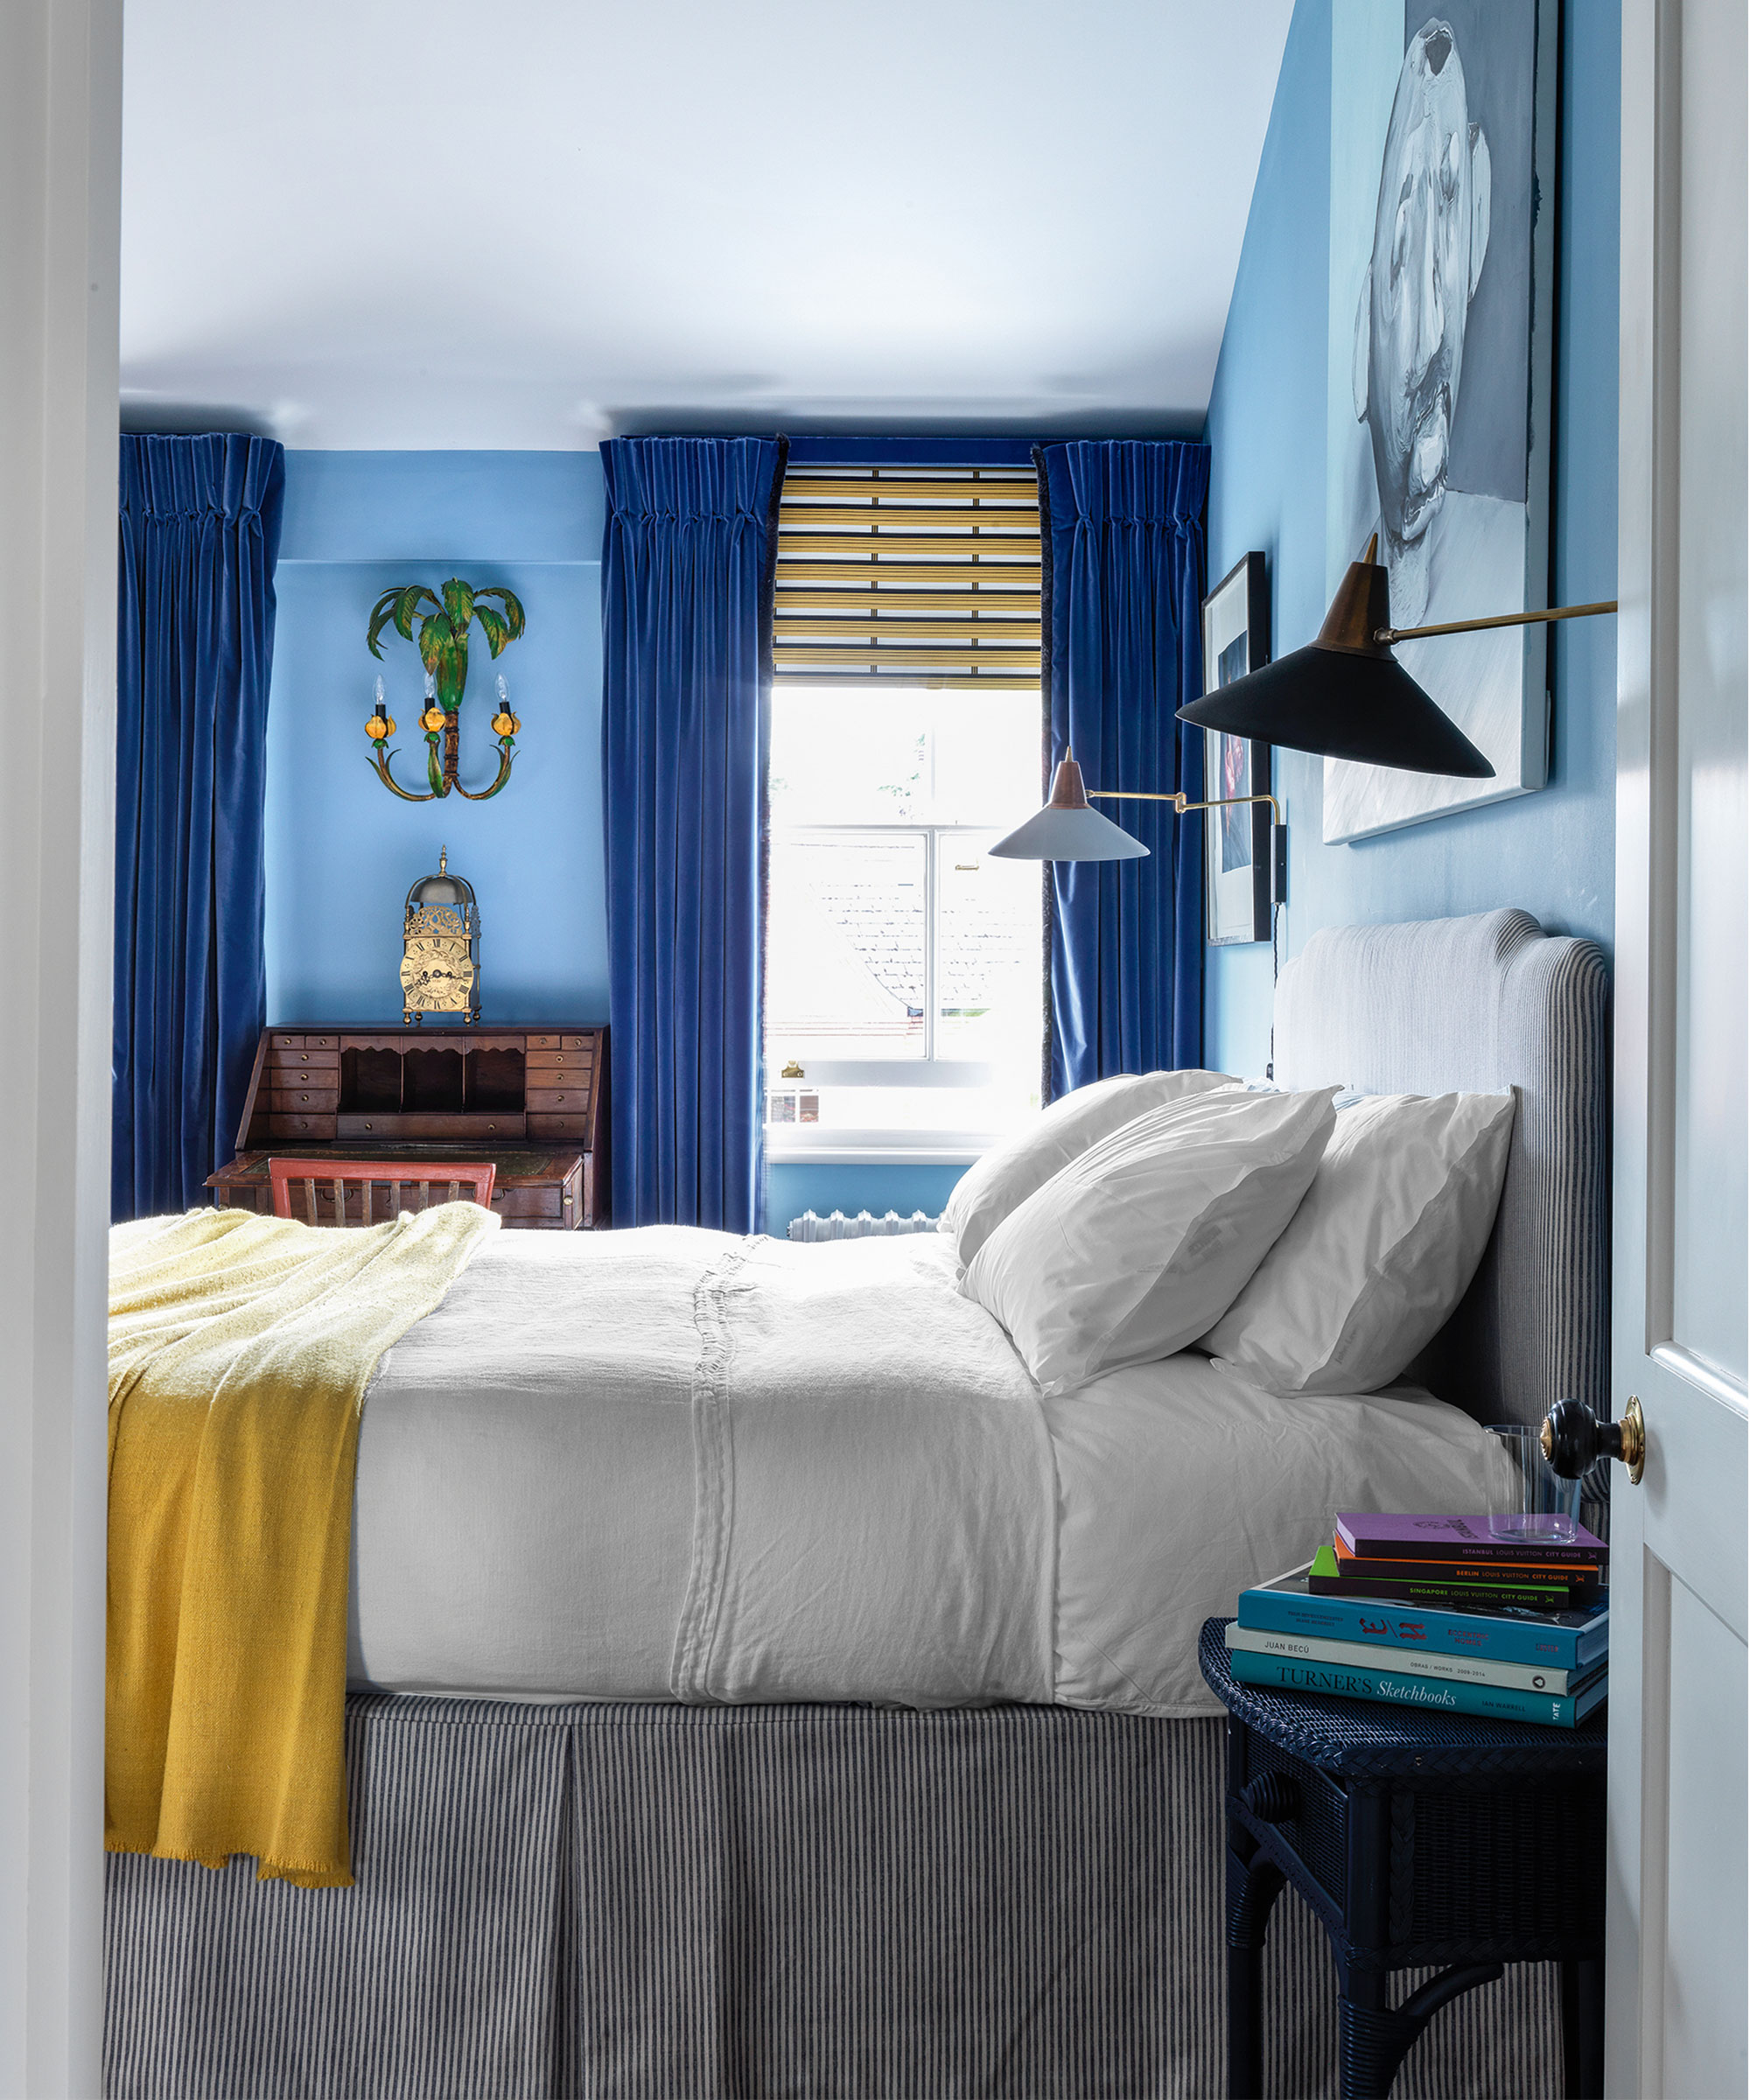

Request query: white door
[{"left": 1610, "top": 2, "right": 1749, "bottom": 2095}]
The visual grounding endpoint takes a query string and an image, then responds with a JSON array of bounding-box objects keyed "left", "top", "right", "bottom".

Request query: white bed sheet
[{"left": 350, "top": 1227, "right": 1494, "bottom": 1717}]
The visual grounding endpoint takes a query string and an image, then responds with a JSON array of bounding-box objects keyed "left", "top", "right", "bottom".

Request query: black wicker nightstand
[{"left": 1199, "top": 1619, "right": 1606, "bottom": 2100}]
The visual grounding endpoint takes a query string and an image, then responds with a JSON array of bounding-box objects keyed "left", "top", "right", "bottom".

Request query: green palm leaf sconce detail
[{"left": 364, "top": 578, "right": 528, "bottom": 802}]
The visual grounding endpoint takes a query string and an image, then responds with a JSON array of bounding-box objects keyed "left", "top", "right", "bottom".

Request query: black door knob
[{"left": 1541, "top": 1395, "right": 1645, "bottom": 1486}]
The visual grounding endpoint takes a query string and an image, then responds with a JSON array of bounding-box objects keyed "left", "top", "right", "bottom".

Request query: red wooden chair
[{"left": 268, "top": 1158, "right": 497, "bottom": 1228}]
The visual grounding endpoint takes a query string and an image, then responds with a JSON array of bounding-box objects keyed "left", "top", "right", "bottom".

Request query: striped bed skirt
[{"left": 105, "top": 1693, "right": 1559, "bottom": 2098}]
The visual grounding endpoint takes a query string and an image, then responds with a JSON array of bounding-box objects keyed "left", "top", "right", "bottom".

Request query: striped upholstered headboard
[{"left": 1272, "top": 909, "right": 1609, "bottom": 1434}]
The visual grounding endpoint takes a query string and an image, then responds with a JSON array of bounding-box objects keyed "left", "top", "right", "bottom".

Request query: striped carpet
[{"left": 105, "top": 1694, "right": 1559, "bottom": 2097}]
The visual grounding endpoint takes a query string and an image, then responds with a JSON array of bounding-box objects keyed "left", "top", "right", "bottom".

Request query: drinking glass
[{"left": 1483, "top": 1423, "right": 1582, "bottom": 1544}]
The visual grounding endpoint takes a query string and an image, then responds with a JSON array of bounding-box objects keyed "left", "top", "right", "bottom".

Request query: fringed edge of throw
[{"left": 106, "top": 1836, "right": 354, "bottom": 1891}]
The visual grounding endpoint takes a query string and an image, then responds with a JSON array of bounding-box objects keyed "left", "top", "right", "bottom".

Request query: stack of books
[{"left": 1225, "top": 1512, "right": 1608, "bottom": 1727}]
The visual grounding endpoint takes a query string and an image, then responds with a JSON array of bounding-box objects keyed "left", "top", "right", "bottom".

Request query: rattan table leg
[
  {"left": 1337, "top": 1964, "right": 1504, "bottom": 2100},
  {"left": 1225, "top": 1839, "right": 1284, "bottom": 2099}
]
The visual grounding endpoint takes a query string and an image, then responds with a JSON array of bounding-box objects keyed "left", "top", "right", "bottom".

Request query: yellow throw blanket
[{"left": 106, "top": 1201, "right": 498, "bottom": 1887}]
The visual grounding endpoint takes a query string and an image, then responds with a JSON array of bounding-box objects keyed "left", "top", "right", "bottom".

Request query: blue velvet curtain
[
  {"left": 600, "top": 436, "right": 787, "bottom": 1231},
  {"left": 114, "top": 434, "right": 285, "bottom": 1221},
  {"left": 1036, "top": 440, "right": 1209, "bottom": 1098}
]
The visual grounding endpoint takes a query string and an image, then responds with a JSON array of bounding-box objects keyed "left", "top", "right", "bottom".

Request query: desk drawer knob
[{"left": 1241, "top": 1772, "right": 1299, "bottom": 1824}]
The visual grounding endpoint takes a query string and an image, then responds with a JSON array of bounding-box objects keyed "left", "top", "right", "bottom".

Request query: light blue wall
[
  {"left": 264, "top": 449, "right": 969, "bottom": 1218},
  {"left": 265, "top": 452, "right": 609, "bottom": 1023},
  {"left": 1202, "top": 0, "right": 1620, "bottom": 1075}
]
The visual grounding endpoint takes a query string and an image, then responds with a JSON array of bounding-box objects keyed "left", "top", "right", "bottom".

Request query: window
[
  {"left": 772, "top": 465, "right": 1040, "bottom": 689},
  {"left": 765, "top": 461, "right": 1046, "bottom": 1159},
  {"left": 765, "top": 687, "right": 1046, "bottom": 1159}
]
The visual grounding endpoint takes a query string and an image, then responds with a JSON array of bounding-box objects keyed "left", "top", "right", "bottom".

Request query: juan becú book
[
  {"left": 1238, "top": 1559, "right": 1609, "bottom": 1673},
  {"left": 1225, "top": 1647, "right": 1608, "bottom": 1728},
  {"left": 1335, "top": 1511, "right": 1608, "bottom": 1568},
  {"left": 1308, "top": 1543, "right": 1600, "bottom": 1614},
  {"left": 1223, "top": 1620, "right": 1602, "bottom": 1695}
]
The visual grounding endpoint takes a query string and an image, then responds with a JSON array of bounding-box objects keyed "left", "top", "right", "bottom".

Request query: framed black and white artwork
[
  {"left": 1200, "top": 552, "right": 1272, "bottom": 947},
  {"left": 1323, "top": 2, "right": 1558, "bottom": 842}
]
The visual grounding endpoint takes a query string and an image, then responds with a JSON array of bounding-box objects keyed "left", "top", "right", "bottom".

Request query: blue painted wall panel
[
  {"left": 265, "top": 452, "right": 608, "bottom": 1025},
  {"left": 278, "top": 450, "right": 603, "bottom": 564},
  {"left": 1202, "top": 0, "right": 1620, "bottom": 1075},
  {"left": 264, "top": 448, "right": 964, "bottom": 1217}
]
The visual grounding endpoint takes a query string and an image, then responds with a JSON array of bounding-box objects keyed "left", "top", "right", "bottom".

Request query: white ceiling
[{"left": 120, "top": 0, "right": 1292, "bottom": 449}]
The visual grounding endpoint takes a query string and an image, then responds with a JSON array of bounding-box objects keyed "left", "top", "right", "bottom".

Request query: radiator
[{"left": 787, "top": 1208, "right": 941, "bottom": 1242}]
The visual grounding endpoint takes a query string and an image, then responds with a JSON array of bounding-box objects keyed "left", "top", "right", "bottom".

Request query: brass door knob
[{"left": 1542, "top": 1395, "right": 1646, "bottom": 1486}]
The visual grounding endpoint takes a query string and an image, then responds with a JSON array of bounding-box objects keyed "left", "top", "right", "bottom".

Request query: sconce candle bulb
[{"left": 366, "top": 673, "right": 395, "bottom": 742}]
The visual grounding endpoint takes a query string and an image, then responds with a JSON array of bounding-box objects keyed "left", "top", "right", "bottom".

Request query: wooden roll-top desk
[{"left": 206, "top": 1023, "right": 609, "bottom": 1228}]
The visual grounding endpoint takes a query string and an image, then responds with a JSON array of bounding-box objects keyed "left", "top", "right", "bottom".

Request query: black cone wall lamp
[
  {"left": 1177, "top": 534, "right": 1617, "bottom": 778},
  {"left": 993, "top": 536, "right": 1616, "bottom": 867}
]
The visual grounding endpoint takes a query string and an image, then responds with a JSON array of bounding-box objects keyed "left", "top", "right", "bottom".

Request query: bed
[{"left": 104, "top": 907, "right": 1607, "bottom": 2099}]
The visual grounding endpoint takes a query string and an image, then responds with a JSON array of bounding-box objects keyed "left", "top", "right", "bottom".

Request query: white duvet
[{"left": 351, "top": 1227, "right": 1495, "bottom": 1718}]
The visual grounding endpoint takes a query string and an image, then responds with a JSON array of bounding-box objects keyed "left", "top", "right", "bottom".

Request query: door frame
[
  {"left": 1610, "top": 0, "right": 1750, "bottom": 2090},
  {"left": 0, "top": 0, "right": 123, "bottom": 2091}
]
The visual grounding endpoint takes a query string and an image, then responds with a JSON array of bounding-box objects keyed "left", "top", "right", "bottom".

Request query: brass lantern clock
[{"left": 401, "top": 847, "right": 481, "bottom": 1025}]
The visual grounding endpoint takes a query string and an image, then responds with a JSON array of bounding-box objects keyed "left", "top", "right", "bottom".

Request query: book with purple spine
[{"left": 1335, "top": 1511, "right": 1608, "bottom": 1567}]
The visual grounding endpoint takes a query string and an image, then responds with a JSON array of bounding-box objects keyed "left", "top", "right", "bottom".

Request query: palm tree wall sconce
[{"left": 364, "top": 578, "right": 528, "bottom": 802}]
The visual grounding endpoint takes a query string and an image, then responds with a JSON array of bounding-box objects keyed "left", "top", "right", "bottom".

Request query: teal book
[
  {"left": 1237, "top": 1562, "right": 1609, "bottom": 1673},
  {"left": 1226, "top": 1645, "right": 1608, "bottom": 1729},
  {"left": 1224, "top": 1620, "right": 1604, "bottom": 1695}
]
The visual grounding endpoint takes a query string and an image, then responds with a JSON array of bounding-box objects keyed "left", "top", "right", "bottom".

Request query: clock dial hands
[{"left": 401, "top": 939, "right": 471, "bottom": 1009}]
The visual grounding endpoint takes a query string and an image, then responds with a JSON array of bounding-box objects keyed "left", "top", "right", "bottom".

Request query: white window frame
[{"left": 764, "top": 819, "right": 1038, "bottom": 1164}]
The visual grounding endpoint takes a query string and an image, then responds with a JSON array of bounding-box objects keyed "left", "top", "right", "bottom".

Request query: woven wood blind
[{"left": 772, "top": 466, "right": 1041, "bottom": 689}]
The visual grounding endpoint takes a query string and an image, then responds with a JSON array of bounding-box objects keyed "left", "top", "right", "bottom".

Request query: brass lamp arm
[
  {"left": 1376, "top": 598, "right": 1619, "bottom": 646},
  {"left": 1089, "top": 788, "right": 1285, "bottom": 828}
]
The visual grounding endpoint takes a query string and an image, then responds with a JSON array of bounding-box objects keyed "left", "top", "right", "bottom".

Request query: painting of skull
[{"left": 1324, "top": 3, "right": 1557, "bottom": 843}]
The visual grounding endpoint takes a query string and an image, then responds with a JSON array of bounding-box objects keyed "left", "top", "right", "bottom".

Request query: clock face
[{"left": 401, "top": 936, "right": 474, "bottom": 1011}]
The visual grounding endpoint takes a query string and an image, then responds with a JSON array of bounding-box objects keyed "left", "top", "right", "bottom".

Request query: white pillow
[
  {"left": 1198, "top": 1089, "right": 1517, "bottom": 1395},
  {"left": 940, "top": 1068, "right": 1238, "bottom": 1266},
  {"left": 961, "top": 1087, "right": 1337, "bottom": 1397}
]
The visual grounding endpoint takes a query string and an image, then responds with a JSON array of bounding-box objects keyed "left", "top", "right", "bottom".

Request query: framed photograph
[
  {"left": 1322, "top": 2, "right": 1557, "bottom": 842},
  {"left": 1200, "top": 552, "right": 1272, "bottom": 947}
]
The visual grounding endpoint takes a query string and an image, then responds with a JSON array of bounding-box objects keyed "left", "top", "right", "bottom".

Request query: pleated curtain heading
[
  {"left": 114, "top": 434, "right": 285, "bottom": 1222},
  {"left": 599, "top": 436, "right": 788, "bottom": 1232},
  {"left": 1036, "top": 440, "right": 1209, "bottom": 1097}
]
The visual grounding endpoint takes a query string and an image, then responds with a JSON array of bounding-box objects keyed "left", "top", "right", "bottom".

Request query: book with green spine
[{"left": 1306, "top": 1542, "right": 1599, "bottom": 1614}]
